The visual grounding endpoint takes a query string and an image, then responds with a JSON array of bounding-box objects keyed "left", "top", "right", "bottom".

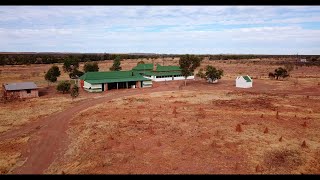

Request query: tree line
[
  {"left": 0, "top": 53, "right": 164, "bottom": 65},
  {"left": 1, "top": 53, "right": 320, "bottom": 66}
]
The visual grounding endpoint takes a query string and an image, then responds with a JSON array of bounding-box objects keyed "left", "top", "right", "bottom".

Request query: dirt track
[{"left": 1, "top": 84, "right": 179, "bottom": 174}]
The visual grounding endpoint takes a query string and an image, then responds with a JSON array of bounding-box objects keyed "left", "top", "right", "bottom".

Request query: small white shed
[{"left": 236, "top": 75, "right": 252, "bottom": 88}]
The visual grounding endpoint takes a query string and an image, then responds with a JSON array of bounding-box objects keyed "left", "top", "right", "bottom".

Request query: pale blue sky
[{"left": 0, "top": 6, "right": 320, "bottom": 54}]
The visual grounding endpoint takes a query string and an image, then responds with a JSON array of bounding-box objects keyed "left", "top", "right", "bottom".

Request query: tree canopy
[
  {"left": 45, "top": 65, "right": 61, "bottom": 85},
  {"left": 179, "top": 54, "right": 202, "bottom": 86},
  {"left": 83, "top": 62, "right": 99, "bottom": 72},
  {"left": 110, "top": 56, "right": 122, "bottom": 71},
  {"left": 269, "top": 67, "right": 289, "bottom": 80},
  {"left": 69, "top": 69, "right": 84, "bottom": 79},
  {"left": 199, "top": 65, "right": 224, "bottom": 83},
  {"left": 63, "top": 56, "right": 79, "bottom": 72}
]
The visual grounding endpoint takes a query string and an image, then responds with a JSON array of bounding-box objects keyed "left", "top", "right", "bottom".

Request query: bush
[
  {"left": 57, "top": 81, "right": 71, "bottom": 94},
  {"left": 45, "top": 65, "right": 61, "bottom": 85},
  {"left": 70, "top": 84, "right": 79, "bottom": 99}
]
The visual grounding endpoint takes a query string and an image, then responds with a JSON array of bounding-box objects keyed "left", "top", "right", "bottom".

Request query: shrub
[{"left": 57, "top": 81, "right": 71, "bottom": 94}]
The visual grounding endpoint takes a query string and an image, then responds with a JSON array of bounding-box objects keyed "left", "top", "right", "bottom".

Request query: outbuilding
[
  {"left": 2, "top": 82, "right": 39, "bottom": 100},
  {"left": 79, "top": 70, "right": 152, "bottom": 92},
  {"left": 235, "top": 75, "right": 252, "bottom": 88},
  {"left": 133, "top": 63, "right": 194, "bottom": 82}
]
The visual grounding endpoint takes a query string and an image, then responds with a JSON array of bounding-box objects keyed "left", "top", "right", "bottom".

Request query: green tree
[
  {"left": 83, "top": 62, "right": 99, "bottom": 72},
  {"left": 272, "top": 67, "right": 289, "bottom": 80},
  {"left": 69, "top": 69, "right": 84, "bottom": 79},
  {"left": 137, "top": 60, "right": 145, "bottom": 65},
  {"left": 203, "top": 65, "right": 224, "bottom": 83},
  {"left": 56, "top": 81, "right": 71, "bottom": 94},
  {"left": 179, "top": 54, "right": 202, "bottom": 86},
  {"left": 45, "top": 65, "right": 61, "bottom": 86},
  {"left": 63, "top": 56, "right": 79, "bottom": 72},
  {"left": 196, "top": 68, "right": 206, "bottom": 79},
  {"left": 110, "top": 56, "right": 122, "bottom": 71},
  {"left": 70, "top": 84, "right": 79, "bottom": 99}
]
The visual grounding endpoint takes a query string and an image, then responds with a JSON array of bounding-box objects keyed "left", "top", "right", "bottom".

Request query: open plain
[{"left": 0, "top": 58, "right": 320, "bottom": 174}]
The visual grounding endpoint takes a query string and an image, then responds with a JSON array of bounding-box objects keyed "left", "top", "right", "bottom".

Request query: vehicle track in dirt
[{"left": 1, "top": 85, "right": 178, "bottom": 174}]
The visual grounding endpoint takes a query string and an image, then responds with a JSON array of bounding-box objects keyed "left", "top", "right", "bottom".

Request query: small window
[{"left": 26, "top": 89, "right": 31, "bottom": 94}]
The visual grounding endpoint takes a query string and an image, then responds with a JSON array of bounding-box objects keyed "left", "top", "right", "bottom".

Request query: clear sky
[{"left": 0, "top": 6, "right": 320, "bottom": 54}]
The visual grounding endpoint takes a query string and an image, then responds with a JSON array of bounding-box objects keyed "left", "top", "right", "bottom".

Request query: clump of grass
[
  {"left": 260, "top": 114, "right": 264, "bottom": 118},
  {"left": 263, "top": 148, "right": 303, "bottom": 172},
  {"left": 136, "top": 98, "right": 145, "bottom": 102}
]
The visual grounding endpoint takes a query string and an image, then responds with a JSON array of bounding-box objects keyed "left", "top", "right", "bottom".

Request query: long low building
[
  {"left": 79, "top": 71, "right": 152, "bottom": 92},
  {"left": 132, "top": 63, "right": 194, "bottom": 82}
]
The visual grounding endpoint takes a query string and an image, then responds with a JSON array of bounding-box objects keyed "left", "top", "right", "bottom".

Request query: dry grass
[
  {"left": 0, "top": 136, "right": 29, "bottom": 174},
  {"left": 45, "top": 85, "right": 320, "bottom": 174},
  {"left": 0, "top": 96, "right": 86, "bottom": 134},
  {"left": 0, "top": 58, "right": 319, "bottom": 174}
]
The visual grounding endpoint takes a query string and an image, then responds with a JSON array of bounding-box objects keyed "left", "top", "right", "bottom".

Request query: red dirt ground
[{"left": 0, "top": 59, "right": 319, "bottom": 174}]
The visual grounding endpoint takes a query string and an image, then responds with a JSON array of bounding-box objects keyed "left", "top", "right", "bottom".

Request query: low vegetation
[
  {"left": 70, "top": 84, "right": 79, "bottom": 99},
  {"left": 57, "top": 81, "right": 71, "bottom": 94},
  {"left": 269, "top": 67, "right": 289, "bottom": 80},
  {"left": 197, "top": 65, "right": 224, "bottom": 83}
]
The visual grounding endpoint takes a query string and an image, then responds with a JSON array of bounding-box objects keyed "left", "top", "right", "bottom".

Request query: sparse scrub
[
  {"left": 56, "top": 81, "right": 71, "bottom": 94},
  {"left": 263, "top": 148, "right": 303, "bottom": 172}
]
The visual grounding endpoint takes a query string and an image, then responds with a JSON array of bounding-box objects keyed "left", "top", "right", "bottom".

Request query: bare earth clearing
[{"left": 0, "top": 58, "right": 320, "bottom": 174}]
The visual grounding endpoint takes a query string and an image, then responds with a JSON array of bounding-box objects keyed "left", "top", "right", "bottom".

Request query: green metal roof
[
  {"left": 132, "top": 63, "right": 153, "bottom": 71},
  {"left": 243, "top": 75, "right": 252, "bottom": 82},
  {"left": 143, "top": 71, "right": 182, "bottom": 76},
  {"left": 156, "top": 64, "right": 181, "bottom": 71},
  {"left": 79, "top": 71, "right": 150, "bottom": 84}
]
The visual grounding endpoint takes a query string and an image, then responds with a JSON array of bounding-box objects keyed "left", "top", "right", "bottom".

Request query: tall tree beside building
[
  {"left": 179, "top": 54, "right": 202, "bottom": 86},
  {"left": 110, "top": 56, "right": 122, "bottom": 71},
  {"left": 63, "top": 56, "right": 79, "bottom": 72},
  {"left": 83, "top": 62, "right": 99, "bottom": 72}
]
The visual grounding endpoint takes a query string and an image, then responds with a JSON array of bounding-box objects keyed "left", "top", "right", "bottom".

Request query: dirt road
[{"left": 0, "top": 84, "right": 179, "bottom": 174}]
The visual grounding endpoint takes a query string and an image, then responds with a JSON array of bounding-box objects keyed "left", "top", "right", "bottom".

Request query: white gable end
[{"left": 236, "top": 75, "right": 253, "bottom": 88}]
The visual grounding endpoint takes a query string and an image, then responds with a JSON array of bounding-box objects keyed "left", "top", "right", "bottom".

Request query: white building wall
[
  {"left": 143, "top": 75, "right": 194, "bottom": 82},
  {"left": 236, "top": 77, "right": 252, "bottom": 88},
  {"left": 83, "top": 81, "right": 102, "bottom": 91}
]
